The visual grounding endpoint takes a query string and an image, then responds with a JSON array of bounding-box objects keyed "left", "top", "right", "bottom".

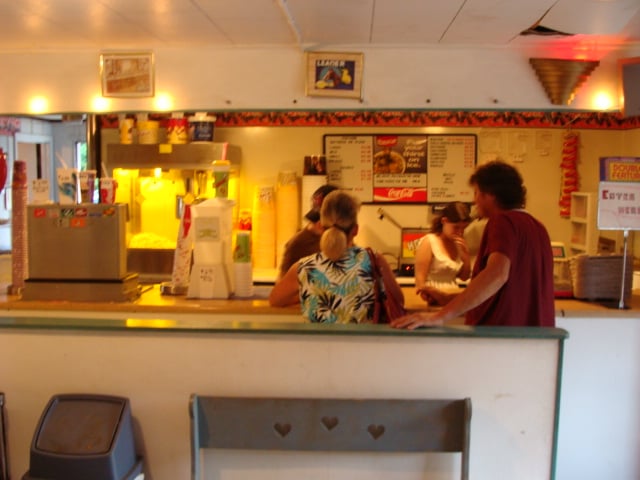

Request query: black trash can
[{"left": 23, "top": 394, "right": 143, "bottom": 480}]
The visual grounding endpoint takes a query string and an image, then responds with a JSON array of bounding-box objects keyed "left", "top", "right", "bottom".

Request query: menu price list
[
  {"left": 427, "top": 135, "right": 476, "bottom": 203},
  {"left": 324, "top": 133, "right": 477, "bottom": 204}
]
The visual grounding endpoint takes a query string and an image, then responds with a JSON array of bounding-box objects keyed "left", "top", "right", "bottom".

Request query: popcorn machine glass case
[{"left": 104, "top": 143, "right": 240, "bottom": 282}]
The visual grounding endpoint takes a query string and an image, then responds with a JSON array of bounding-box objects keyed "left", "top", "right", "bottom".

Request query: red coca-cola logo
[
  {"left": 387, "top": 188, "right": 415, "bottom": 200},
  {"left": 376, "top": 136, "right": 398, "bottom": 147}
]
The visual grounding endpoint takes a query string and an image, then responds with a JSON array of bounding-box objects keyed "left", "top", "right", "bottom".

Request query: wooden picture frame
[
  {"left": 305, "top": 51, "right": 363, "bottom": 99},
  {"left": 100, "top": 52, "right": 155, "bottom": 97}
]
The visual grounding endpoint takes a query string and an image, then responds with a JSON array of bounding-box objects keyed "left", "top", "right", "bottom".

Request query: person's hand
[
  {"left": 416, "top": 285, "right": 450, "bottom": 305},
  {"left": 452, "top": 234, "right": 470, "bottom": 261},
  {"left": 390, "top": 311, "right": 444, "bottom": 330}
]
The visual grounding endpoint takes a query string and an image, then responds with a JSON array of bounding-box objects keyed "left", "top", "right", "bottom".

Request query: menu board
[
  {"left": 427, "top": 135, "right": 477, "bottom": 203},
  {"left": 324, "top": 134, "right": 476, "bottom": 203}
]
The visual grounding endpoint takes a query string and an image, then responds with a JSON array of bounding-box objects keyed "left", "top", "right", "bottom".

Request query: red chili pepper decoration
[{"left": 559, "top": 132, "right": 579, "bottom": 217}]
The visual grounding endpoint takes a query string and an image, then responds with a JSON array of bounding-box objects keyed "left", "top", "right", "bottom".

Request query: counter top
[{"left": 0, "top": 283, "right": 639, "bottom": 320}]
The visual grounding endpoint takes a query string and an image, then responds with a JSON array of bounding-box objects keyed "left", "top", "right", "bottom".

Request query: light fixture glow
[
  {"left": 154, "top": 92, "right": 174, "bottom": 111},
  {"left": 92, "top": 96, "right": 111, "bottom": 112},
  {"left": 29, "top": 96, "right": 49, "bottom": 113},
  {"left": 592, "top": 91, "right": 614, "bottom": 111}
]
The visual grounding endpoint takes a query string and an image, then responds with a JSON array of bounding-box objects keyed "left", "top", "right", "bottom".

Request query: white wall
[
  {"left": 556, "top": 315, "right": 640, "bottom": 480},
  {"left": 0, "top": 44, "right": 638, "bottom": 114}
]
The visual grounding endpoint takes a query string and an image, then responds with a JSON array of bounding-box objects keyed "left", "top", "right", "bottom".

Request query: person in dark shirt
[
  {"left": 276, "top": 184, "right": 338, "bottom": 280},
  {"left": 392, "top": 160, "right": 555, "bottom": 328}
]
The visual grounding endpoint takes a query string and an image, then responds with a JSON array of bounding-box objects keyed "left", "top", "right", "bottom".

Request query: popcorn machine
[{"left": 104, "top": 142, "right": 240, "bottom": 282}]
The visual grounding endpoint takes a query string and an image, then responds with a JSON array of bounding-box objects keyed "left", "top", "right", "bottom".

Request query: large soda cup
[
  {"left": 99, "top": 177, "right": 118, "bottom": 204},
  {"left": 79, "top": 170, "right": 96, "bottom": 203},
  {"left": 56, "top": 168, "right": 79, "bottom": 204}
]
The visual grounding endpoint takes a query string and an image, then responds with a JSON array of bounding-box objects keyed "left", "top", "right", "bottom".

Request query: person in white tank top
[{"left": 414, "top": 202, "right": 472, "bottom": 296}]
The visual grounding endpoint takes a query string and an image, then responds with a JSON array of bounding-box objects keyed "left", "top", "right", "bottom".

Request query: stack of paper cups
[
  {"left": 233, "top": 230, "right": 253, "bottom": 297},
  {"left": 170, "top": 203, "right": 194, "bottom": 290},
  {"left": 252, "top": 185, "right": 276, "bottom": 269},
  {"left": 276, "top": 171, "right": 299, "bottom": 266},
  {"left": 9, "top": 161, "right": 28, "bottom": 295}
]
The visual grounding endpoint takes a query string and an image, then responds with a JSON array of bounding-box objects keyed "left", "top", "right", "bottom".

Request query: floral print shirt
[{"left": 297, "top": 246, "right": 377, "bottom": 324}]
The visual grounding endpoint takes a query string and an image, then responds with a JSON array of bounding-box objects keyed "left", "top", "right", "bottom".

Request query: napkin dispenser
[{"left": 27, "top": 203, "right": 127, "bottom": 280}]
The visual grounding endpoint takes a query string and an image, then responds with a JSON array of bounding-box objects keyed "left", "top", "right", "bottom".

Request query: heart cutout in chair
[
  {"left": 367, "top": 424, "right": 385, "bottom": 440},
  {"left": 321, "top": 416, "right": 339, "bottom": 430},
  {"left": 273, "top": 422, "right": 292, "bottom": 437}
]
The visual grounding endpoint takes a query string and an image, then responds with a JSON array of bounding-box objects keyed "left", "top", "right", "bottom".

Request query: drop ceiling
[{"left": 0, "top": 0, "right": 638, "bottom": 52}]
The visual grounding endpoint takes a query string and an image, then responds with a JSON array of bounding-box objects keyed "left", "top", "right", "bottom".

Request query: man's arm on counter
[{"left": 391, "top": 252, "right": 510, "bottom": 329}]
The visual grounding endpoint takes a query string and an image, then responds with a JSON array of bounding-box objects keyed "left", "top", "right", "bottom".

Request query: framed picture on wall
[
  {"left": 100, "top": 52, "right": 155, "bottom": 97},
  {"left": 305, "top": 51, "right": 363, "bottom": 99}
]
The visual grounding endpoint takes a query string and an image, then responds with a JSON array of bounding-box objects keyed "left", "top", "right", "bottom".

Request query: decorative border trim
[{"left": 100, "top": 111, "right": 640, "bottom": 130}]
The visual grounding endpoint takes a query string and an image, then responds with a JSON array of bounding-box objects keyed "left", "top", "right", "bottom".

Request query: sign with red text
[
  {"left": 598, "top": 181, "right": 640, "bottom": 230},
  {"left": 599, "top": 156, "right": 640, "bottom": 182}
]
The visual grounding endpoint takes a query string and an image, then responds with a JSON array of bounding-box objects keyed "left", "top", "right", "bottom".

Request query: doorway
[
  {"left": 15, "top": 132, "right": 53, "bottom": 202},
  {"left": 0, "top": 133, "right": 54, "bottom": 252}
]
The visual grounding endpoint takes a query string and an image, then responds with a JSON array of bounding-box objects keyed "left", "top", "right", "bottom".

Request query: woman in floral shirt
[{"left": 269, "top": 191, "right": 403, "bottom": 323}]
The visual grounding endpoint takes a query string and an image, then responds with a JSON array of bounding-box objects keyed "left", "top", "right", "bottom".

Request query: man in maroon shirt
[{"left": 391, "top": 161, "right": 555, "bottom": 328}]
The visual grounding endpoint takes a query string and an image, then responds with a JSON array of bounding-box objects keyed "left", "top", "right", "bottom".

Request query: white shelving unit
[{"left": 569, "top": 191, "right": 599, "bottom": 255}]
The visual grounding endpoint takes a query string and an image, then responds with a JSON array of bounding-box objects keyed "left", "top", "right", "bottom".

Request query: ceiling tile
[
  {"left": 286, "top": 0, "right": 374, "bottom": 46},
  {"left": 371, "top": 0, "right": 467, "bottom": 44},
  {"left": 542, "top": 0, "right": 640, "bottom": 35},
  {"left": 442, "top": 0, "right": 557, "bottom": 44}
]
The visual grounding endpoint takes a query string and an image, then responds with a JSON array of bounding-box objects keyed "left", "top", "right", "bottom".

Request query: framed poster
[
  {"left": 323, "top": 134, "right": 477, "bottom": 204},
  {"left": 305, "top": 52, "right": 363, "bottom": 99},
  {"left": 100, "top": 52, "right": 155, "bottom": 97}
]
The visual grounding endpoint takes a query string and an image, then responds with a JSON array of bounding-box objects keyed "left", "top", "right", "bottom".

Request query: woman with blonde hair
[{"left": 269, "top": 190, "right": 404, "bottom": 324}]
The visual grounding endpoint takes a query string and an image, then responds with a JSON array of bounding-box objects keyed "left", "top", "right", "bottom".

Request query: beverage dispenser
[{"left": 187, "top": 197, "right": 236, "bottom": 299}]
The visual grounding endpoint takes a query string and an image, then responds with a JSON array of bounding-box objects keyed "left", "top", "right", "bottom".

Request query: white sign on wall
[{"left": 597, "top": 181, "right": 640, "bottom": 230}]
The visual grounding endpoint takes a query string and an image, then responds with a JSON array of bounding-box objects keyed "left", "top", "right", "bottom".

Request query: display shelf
[{"left": 569, "top": 192, "right": 598, "bottom": 255}]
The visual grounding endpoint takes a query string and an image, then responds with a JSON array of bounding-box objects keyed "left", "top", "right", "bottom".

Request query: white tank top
[{"left": 421, "top": 233, "right": 463, "bottom": 289}]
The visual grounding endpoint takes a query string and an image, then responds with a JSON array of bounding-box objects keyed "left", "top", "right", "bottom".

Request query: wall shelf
[{"left": 569, "top": 192, "right": 598, "bottom": 255}]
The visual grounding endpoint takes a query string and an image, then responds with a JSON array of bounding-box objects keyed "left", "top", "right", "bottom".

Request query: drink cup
[
  {"left": 99, "top": 177, "right": 118, "bottom": 204},
  {"left": 138, "top": 120, "right": 159, "bottom": 144},
  {"left": 234, "top": 231, "right": 251, "bottom": 263},
  {"left": 167, "top": 118, "right": 189, "bottom": 144},
  {"left": 56, "top": 168, "right": 79, "bottom": 204},
  {"left": 212, "top": 160, "right": 230, "bottom": 198},
  {"left": 119, "top": 118, "right": 134, "bottom": 144},
  {"left": 79, "top": 170, "right": 96, "bottom": 203}
]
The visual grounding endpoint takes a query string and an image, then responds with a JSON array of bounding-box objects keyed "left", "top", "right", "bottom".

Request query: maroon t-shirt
[{"left": 465, "top": 210, "right": 555, "bottom": 327}]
